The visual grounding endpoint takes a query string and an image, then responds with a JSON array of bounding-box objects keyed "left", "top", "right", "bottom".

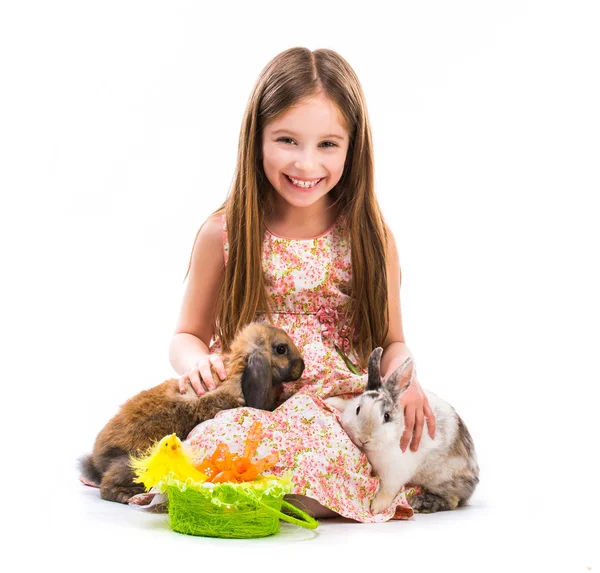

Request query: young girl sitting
[{"left": 143, "top": 47, "right": 436, "bottom": 522}]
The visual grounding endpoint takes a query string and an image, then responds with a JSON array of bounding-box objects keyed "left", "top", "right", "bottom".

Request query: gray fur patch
[
  {"left": 362, "top": 391, "right": 397, "bottom": 421},
  {"left": 451, "top": 415, "right": 475, "bottom": 459},
  {"left": 410, "top": 491, "right": 455, "bottom": 513}
]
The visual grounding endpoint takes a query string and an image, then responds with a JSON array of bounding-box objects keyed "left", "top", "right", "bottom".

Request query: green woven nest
[{"left": 161, "top": 476, "right": 318, "bottom": 538}]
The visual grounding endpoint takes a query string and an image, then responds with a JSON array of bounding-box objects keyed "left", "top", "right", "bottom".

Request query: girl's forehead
[{"left": 266, "top": 96, "right": 350, "bottom": 138}]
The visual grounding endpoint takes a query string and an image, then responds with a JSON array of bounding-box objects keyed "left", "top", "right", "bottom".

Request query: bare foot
[{"left": 284, "top": 495, "right": 339, "bottom": 518}]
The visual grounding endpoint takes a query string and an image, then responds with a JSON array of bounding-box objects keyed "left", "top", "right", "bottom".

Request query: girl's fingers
[
  {"left": 178, "top": 354, "right": 224, "bottom": 396},
  {"left": 411, "top": 409, "right": 425, "bottom": 452},
  {"left": 400, "top": 408, "right": 415, "bottom": 452},
  {"left": 189, "top": 369, "right": 206, "bottom": 395},
  {"left": 424, "top": 401, "right": 436, "bottom": 439},
  {"left": 199, "top": 365, "right": 216, "bottom": 391},
  {"left": 178, "top": 375, "right": 187, "bottom": 394},
  {"left": 210, "top": 355, "right": 227, "bottom": 381}
]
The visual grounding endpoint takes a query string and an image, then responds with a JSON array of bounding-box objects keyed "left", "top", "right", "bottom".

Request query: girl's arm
[
  {"left": 380, "top": 224, "right": 436, "bottom": 451},
  {"left": 169, "top": 213, "right": 227, "bottom": 394}
]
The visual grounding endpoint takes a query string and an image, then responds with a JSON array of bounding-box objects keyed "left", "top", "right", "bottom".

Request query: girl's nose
[{"left": 294, "top": 148, "right": 317, "bottom": 171}]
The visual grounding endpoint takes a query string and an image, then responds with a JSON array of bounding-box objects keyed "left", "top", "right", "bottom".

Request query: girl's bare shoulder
[
  {"left": 176, "top": 211, "right": 226, "bottom": 339},
  {"left": 193, "top": 211, "right": 225, "bottom": 254},
  {"left": 184, "top": 210, "right": 226, "bottom": 291}
]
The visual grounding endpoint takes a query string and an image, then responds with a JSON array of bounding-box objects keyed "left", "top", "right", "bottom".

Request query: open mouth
[{"left": 284, "top": 174, "right": 324, "bottom": 190}]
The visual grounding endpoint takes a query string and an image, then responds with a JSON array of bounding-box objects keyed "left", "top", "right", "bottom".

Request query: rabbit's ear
[
  {"left": 241, "top": 350, "right": 274, "bottom": 409},
  {"left": 384, "top": 357, "right": 413, "bottom": 404},
  {"left": 324, "top": 396, "right": 351, "bottom": 413},
  {"left": 366, "top": 347, "right": 384, "bottom": 391}
]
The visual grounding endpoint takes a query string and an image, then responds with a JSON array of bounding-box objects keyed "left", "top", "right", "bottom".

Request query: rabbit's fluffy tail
[{"left": 78, "top": 454, "right": 102, "bottom": 486}]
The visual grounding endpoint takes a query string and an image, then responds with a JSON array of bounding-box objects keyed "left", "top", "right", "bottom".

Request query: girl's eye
[{"left": 276, "top": 137, "right": 337, "bottom": 148}]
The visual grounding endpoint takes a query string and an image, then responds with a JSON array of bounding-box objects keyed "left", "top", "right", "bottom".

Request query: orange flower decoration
[{"left": 194, "top": 421, "right": 279, "bottom": 484}]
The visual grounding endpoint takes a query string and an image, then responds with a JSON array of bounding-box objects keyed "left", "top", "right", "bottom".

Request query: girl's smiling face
[{"left": 261, "top": 94, "right": 350, "bottom": 211}]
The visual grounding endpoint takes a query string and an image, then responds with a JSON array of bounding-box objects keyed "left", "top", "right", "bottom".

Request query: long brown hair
[{"left": 186, "top": 47, "right": 389, "bottom": 369}]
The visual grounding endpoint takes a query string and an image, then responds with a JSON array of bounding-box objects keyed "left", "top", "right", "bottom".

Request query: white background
[{"left": 1, "top": 1, "right": 598, "bottom": 571}]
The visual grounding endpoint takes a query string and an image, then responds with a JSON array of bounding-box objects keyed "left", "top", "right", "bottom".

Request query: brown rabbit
[{"left": 79, "top": 322, "right": 305, "bottom": 503}]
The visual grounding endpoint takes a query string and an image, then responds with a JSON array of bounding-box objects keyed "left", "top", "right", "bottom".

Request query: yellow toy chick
[{"left": 129, "top": 433, "right": 208, "bottom": 490}]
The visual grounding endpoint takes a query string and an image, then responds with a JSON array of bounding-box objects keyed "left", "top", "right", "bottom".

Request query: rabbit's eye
[
  {"left": 276, "top": 344, "right": 287, "bottom": 355},
  {"left": 383, "top": 412, "right": 390, "bottom": 423},
  {"left": 356, "top": 406, "right": 361, "bottom": 415}
]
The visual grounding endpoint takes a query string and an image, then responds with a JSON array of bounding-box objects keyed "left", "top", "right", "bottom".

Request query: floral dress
[{"left": 132, "top": 214, "right": 417, "bottom": 521}]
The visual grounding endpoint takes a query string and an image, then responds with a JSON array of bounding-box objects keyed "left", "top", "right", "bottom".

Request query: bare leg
[{"left": 284, "top": 494, "right": 339, "bottom": 518}]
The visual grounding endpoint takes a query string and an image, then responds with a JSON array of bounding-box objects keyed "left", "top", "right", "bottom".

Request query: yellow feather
[{"left": 129, "top": 433, "right": 208, "bottom": 490}]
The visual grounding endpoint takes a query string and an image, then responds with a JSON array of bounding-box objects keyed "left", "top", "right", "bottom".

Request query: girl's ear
[
  {"left": 384, "top": 357, "right": 413, "bottom": 404},
  {"left": 366, "top": 347, "right": 384, "bottom": 391},
  {"left": 241, "top": 350, "right": 273, "bottom": 409}
]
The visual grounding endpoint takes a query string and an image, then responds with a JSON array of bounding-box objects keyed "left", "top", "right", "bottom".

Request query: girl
[{"left": 142, "top": 47, "right": 435, "bottom": 522}]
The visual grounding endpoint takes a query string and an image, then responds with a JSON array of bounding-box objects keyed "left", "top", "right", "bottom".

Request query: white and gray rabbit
[{"left": 326, "top": 347, "right": 479, "bottom": 514}]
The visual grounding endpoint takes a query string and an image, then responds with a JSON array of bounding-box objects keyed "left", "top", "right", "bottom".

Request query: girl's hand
[
  {"left": 178, "top": 354, "right": 227, "bottom": 396},
  {"left": 399, "top": 374, "right": 436, "bottom": 452}
]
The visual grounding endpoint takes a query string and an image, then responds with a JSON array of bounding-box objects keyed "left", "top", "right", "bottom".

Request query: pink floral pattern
[{"left": 141, "top": 214, "right": 416, "bottom": 521}]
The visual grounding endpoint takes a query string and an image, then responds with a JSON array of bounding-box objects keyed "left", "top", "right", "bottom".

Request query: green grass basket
[{"left": 161, "top": 476, "right": 319, "bottom": 538}]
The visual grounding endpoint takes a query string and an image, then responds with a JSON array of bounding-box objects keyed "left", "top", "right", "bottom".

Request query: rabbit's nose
[{"left": 292, "top": 358, "right": 305, "bottom": 379}]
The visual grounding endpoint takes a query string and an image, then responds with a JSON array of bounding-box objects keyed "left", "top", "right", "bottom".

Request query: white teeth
[{"left": 288, "top": 176, "right": 321, "bottom": 188}]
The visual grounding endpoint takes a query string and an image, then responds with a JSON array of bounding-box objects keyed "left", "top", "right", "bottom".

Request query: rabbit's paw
[
  {"left": 409, "top": 492, "right": 457, "bottom": 513},
  {"left": 370, "top": 490, "right": 395, "bottom": 514}
]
